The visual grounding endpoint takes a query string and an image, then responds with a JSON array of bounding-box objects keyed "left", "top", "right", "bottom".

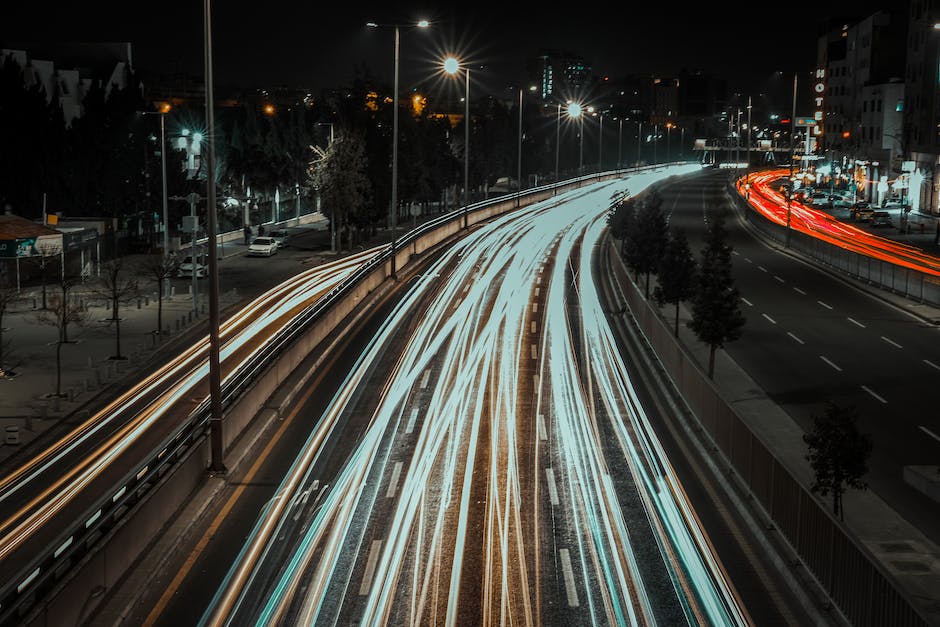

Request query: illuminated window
[{"left": 896, "top": 100, "right": 903, "bottom": 112}]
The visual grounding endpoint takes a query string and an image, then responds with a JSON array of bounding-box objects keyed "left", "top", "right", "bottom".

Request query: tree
[
  {"left": 0, "top": 272, "right": 22, "bottom": 376},
  {"left": 803, "top": 402, "right": 873, "bottom": 520},
  {"left": 141, "top": 253, "right": 180, "bottom": 338},
  {"left": 687, "top": 209, "right": 745, "bottom": 378},
  {"left": 628, "top": 192, "right": 669, "bottom": 298},
  {"left": 90, "top": 258, "right": 140, "bottom": 359},
  {"left": 309, "top": 129, "right": 372, "bottom": 252},
  {"left": 653, "top": 228, "right": 697, "bottom": 337},
  {"left": 35, "top": 275, "right": 87, "bottom": 397}
]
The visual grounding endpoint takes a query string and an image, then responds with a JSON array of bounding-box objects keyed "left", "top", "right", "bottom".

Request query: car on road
[
  {"left": 247, "top": 236, "right": 278, "bottom": 257},
  {"left": 870, "top": 211, "right": 893, "bottom": 228},
  {"left": 269, "top": 228, "right": 289, "bottom": 249},
  {"left": 809, "top": 192, "right": 831, "bottom": 208},
  {"left": 854, "top": 204, "right": 876, "bottom": 222},
  {"left": 177, "top": 253, "right": 208, "bottom": 278}
]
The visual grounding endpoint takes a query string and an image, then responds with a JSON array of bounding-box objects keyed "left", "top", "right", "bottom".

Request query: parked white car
[{"left": 247, "top": 236, "right": 278, "bottom": 257}]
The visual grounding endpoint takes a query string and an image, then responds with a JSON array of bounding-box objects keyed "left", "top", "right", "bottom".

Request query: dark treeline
[{"left": 0, "top": 57, "right": 575, "bottom": 246}]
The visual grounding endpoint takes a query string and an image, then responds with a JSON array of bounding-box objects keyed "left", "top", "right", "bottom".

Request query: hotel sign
[{"left": 812, "top": 68, "right": 825, "bottom": 137}]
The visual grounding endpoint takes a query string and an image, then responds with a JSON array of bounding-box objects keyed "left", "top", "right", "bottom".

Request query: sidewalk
[{"left": 0, "top": 243, "right": 250, "bottom": 466}]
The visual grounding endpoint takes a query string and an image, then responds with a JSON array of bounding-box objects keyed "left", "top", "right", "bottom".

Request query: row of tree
[{"left": 607, "top": 193, "right": 872, "bottom": 520}]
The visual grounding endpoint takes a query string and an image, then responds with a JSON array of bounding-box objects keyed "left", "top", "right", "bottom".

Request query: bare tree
[
  {"left": 90, "top": 258, "right": 140, "bottom": 360},
  {"left": 0, "top": 272, "right": 22, "bottom": 376},
  {"left": 140, "top": 253, "right": 180, "bottom": 337},
  {"left": 35, "top": 275, "right": 88, "bottom": 397}
]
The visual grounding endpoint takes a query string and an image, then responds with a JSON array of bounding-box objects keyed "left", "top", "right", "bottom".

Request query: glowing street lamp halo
[
  {"left": 566, "top": 102, "right": 582, "bottom": 118},
  {"left": 443, "top": 56, "right": 460, "bottom": 75}
]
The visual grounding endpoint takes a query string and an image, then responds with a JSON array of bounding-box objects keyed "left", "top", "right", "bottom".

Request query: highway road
[
  {"left": 656, "top": 167, "right": 940, "bottom": 546},
  {"left": 114, "top": 167, "right": 834, "bottom": 627}
]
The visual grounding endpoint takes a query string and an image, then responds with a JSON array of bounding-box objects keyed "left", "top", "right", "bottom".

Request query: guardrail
[
  {"left": 0, "top": 166, "right": 652, "bottom": 626},
  {"left": 730, "top": 180, "right": 940, "bottom": 308}
]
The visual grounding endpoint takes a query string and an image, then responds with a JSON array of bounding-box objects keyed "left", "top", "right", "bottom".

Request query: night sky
[{"left": 4, "top": 2, "right": 895, "bottom": 98}]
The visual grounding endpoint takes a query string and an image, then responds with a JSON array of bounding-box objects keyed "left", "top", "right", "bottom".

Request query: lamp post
[
  {"left": 203, "top": 0, "right": 224, "bottom": 474},
  {"left": 746, "top": 96, "right": 752, "bottom": 207},
  {"left": 597, "top": 112, "right": 604, "bottom": 172},
  {"left": 444, "top": 56, "right": 470, "bottom": 229},
  {"left": 787, "top": 73, "right": 797, "bottom": 248},
  {"left": 516, "top": 86, "right": 534, "bottom": 206},
  {"left": 617, "top": 118, "right": 623, "bottom": 169},
  {"left": 139, "top": 105, "right": 171, "bottom": 296},
  {"left": 316, "top": 122, "right": 336, "bottom": 252},
  {"left": 367, "top": 19, "right": 429, "bottom": 277},
  {"left": 636, "top": 120, "right": 642, "bottom": 171},
  {"left": 653, "top": 123, "right": 658, "bottom": 164},
  {"left": 666, "top": 122, "right": 673, "bottom": 164},
  {"left": 554, "top": 103, "right": 561, "bottom": 194},
  {"left": 566, "top": 102, "right": 583, "bottom": 175}
]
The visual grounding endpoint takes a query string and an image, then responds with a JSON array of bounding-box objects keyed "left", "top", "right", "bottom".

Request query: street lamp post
[
  {"left": 598, "top": 113, "right": 603, "bottom": 172},
  {"left": 203, "top": 0, "right": 225, "bottom": 474},
  {"left": 139, "top": 107, "right": 171, "bottom": 297},
  {"left": 746, "top": 96, "right": 752, "bottom": 208},
  {"left": 554, "top": 103, "right": 561, "bottom": 194},
  {"left": 316, "top": 122, "right": 336, "bottom": 252},
  {"left": 444, "top": 57, "right": 470, "bottom": 229},
  {"left": 617, "top": 118, "right": 623, "bottom": 169},
  {"left": 366, "top": 19, "right": 429, "bottom": 277},
  {"left": 636, "top": 121, "right": 642, "bottom": 171},
  {"left": 787, "top": 73, "right": 797, "bottom": 248},
  {"left": 666, "top": 122, "right": 672, "bottom": 164}
]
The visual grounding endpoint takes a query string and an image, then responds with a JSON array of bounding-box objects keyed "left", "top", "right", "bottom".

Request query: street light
[
  {"left": 515, "top": 85, "right": 535, "bottom": 207},
  {"left": 138, "top": 105, "right": 171, "bottom": 295},
  {"left": 567, "top": 102, "right": 583, "bottom": 175},
  {"left": 636, "top": 120, "right": 643, "bottom": 171},
  {"left": 444, "top": 56, "right": 470, "bottom": 229},
  {"left": 366, "top": 18, "right": 429, "bottom": 277},
  {"left": 315, "top": 122, "right": 336, "bottom": 252},
  {"left": 666, "top": 122, "right": 673, "bottom": 164},
  {"left": 786, "top": 73, "right": 797, "bottom": 248}
]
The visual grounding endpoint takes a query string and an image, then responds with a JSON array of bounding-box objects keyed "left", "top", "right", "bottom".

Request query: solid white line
[
  {"left": 359, "top": 539, "right": 383, "bottom": 595},
  {"left": 773, "top": 275, "right": 785, "bottom": 283},
  {"left": 881, "top": 336, "right": 903, "bottom": 349},
  {"left": 386, "top": 461, "right": 403, "bottom": 498},
  {"left": 817, "top": 300, "right": 833, "bottom": 310},
  {"left": 545, "top": 468, "right": 560, "bottom": 505},
  {"left": 819, "top": 355, "right": 842, "bottom": 371},
  {"left": 559, "top": 548, "right": 580, "bottom": 607},
  {"left": 741, "top": 297, "right": 753, "bottom": 307},
  {"left": 924, "top": 359, "right": 940, "bottom": 372},
  {"left": 847, "top": 317, "right": 866, "bottom": 328},
  {"left": 762, "top": 313, "right": 776, "bottom": 324},
  {"left": 419, "top": 369, "right": 430, "bottom": 389},
  {"left": 787, "top": 332, "right": 804, "bottom": 344},
  {"left": 920, "top": 425, "right": 940, "bottom": 444},
  {"left": 537, "top": 414, "right": 547, "bottom": 440},
  {"left": 793, "top": 287, "right": 806, "bottom": 295},
  {"left": 861, "top": 385, "right": 887, "bottom": 404},
  {"left": 406, "top": 407, "right": 419, "bottom": 434}
]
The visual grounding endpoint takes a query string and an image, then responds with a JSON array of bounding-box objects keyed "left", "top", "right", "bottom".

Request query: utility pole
[{"left": 787, "top": 74, "right": 797, "bottom": 248}]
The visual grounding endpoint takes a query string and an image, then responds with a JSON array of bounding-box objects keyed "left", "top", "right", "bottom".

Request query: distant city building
[
  {"left": 903, "top": 0, "right": 939, "bottom": 214},
  {"left": 528, "top": 50, "right": 595, "bottom": 104}
]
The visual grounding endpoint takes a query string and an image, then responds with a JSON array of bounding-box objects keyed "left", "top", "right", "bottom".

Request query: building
[{"left": 903, "top": 0, "right": 940, "bottom": 214}]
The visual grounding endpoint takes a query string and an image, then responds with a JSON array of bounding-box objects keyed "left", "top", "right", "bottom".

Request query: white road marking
[
  {"left": 386, "top": 461, "right": 403, "bottom": 498},
  {"left": 817, "top": 300, "right": 833, "bottom": 310},
  {"left": 820, "top": 355, "right": 842, "bottom": 371},
  {"left": 532, "top": 302, "right": 539, "bottom": 313},
  {"left": 536, "top": 276, "right": 541, "bottom": 285},
  {"left": 847, "top": 317, "right": 866, "bottom": 328},
  {"left": 359, "top": 539, "right": 383, "bottom": 595},
  {"left": 787, "top": 332, "right": 804, "bottom": 344},
  {"left": 463, "top": 283, "right": 469, "bottom": 293},
  {"left": 744, "top": 257, "right": 753, "bottom": 263},
  {"left": 537, "top": 414, "right": 547, "bottom": 441},
  {"left": 773, "top": 275, "right": 785, "bottom": 283},
  {"left": 741, "top": 297, "right": 753, "bottom": 307},
  {"left": 924, "top": 359, "right": 940, "bottom": 372},
  {"left": 531, "top": 321, "right": 537, "bottom": 333},
  {"left": 531, "top": 344, "right": 537, "bottom": 360},
  {"left": 545, "top": 468, "right": 560, "bottom": 505},
  {"left": 406, "top": 407, "right": 419, "bottom": 434},
  {"left": 861, "top": 386, "right": 887, "bottom": 404},
  {"left": 559, "top": 548, "right": 580, "bottom": 607},
  {"left": 881, "top": 336, "right": 903, "bottom": 349},
  {"left": 732, "top": 250, "right": 740, "bottom": 255},
  {"left": 757, "top": 265, "right": 768, "bottom": 272},
  {"left": 762, "top": 313, "right": 776, "bottom": 324},
  {"left": 793, "top": 287, "right": 806, "bottom": 295},
  {"left": 419, "top": 369, "right": 430, "bottom": 389},
  {"left": 533, "top": 374, "right": 539, "bottom": 389},
  {"left": 534, "top": 287, "right": 540, "bottom": 297}
]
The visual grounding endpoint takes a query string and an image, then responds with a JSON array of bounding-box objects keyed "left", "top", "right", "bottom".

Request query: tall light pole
[
  {"left": 554, "top": 103, "right": 561, "bottom": 194},
  {"left": 636, "top": 120, "right": 643, "bottom": 171},
  {"left": 316, "top": 122, "right": 336, "bottom": 252},
  {"left": 444, "top": 56, "right": 470, "bottom": 229},
  {"left": 787, "top": 73, "right": 797, "bottom": 248},
  {"left": 653, "top": 123, "right": 658, "bottom": 164},
  {"left": 617, "top": 118, "right": 623, "bottom": 168},
  {"left": 746, "top": 96, "right": 752, "bottom": 208},
  {"left": 139, "top": 105, "right": 171, "bottom": 296},
  {"left": 566, "top": 102, "right": 583, "bottom": 175},
  {"left": 597, "top": 113, "right": 603, "bottom": 172},
  {"left": 203, "top": 0, "right": 224, "bottom": 474},
  {"left": 666, "top": 122, "right": 673, "bottom": 164},
  {"left": 367, "top": 19, "right": 429, "bottom": 277}
]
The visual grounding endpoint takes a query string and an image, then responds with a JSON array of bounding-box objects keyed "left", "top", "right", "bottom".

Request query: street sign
[{"left": 795, "top": 117, "right": 816, "bottom": 126}]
